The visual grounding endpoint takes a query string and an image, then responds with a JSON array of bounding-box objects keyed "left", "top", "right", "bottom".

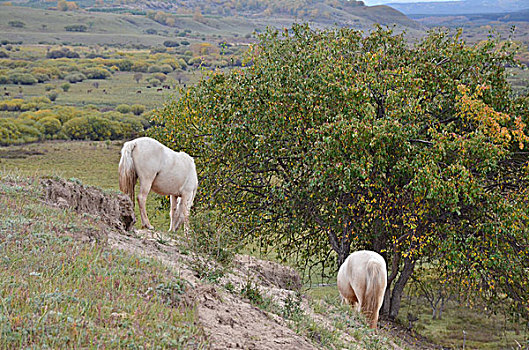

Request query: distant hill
[
  {"left": 409, "top": 8, "right": 529, "bottom": 23},
  {"left": 389, "top": 0, "right": 529, "bottom": 15},
  {"left": 0, "top": 0, "right": 424, "bottom": 36}
]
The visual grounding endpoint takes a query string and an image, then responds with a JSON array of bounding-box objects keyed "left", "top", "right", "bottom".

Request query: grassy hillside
[
  {"left": 0, "top": 6, "right": 183, "bottom": 46},
  {"left": 0, "top": 152, "right": 407, "bottom": 350},
  {"left": 0, "top": 171, "right": 207, "bottom": 348},
  {"left": 0, "top": 2, "right": 424, "bottom": 47}
]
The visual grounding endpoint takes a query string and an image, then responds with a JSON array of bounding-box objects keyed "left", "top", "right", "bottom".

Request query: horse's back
[
  {"left": 128, "top": 137, "right": 197, "bottom": 196},
  {"left": 337, "top": 250, "right": 387, "bottom": 296}
]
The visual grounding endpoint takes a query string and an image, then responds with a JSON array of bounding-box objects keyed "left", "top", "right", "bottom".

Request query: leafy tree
[{"left": 151, "top": 24, "right": 529, "bottom": 321}]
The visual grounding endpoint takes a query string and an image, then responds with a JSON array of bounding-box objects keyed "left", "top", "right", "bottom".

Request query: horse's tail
[
  {"left": 362, "top": 258, "right": 387, "bottom": 329},
  {"left": 118, "top": 140, "right": 138, "bottom": 207}
]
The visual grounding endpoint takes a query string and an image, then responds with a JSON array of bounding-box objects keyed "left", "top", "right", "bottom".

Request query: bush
[
  {"left": 132, "top": 61, "right": 149, "bottom": 72},
  {"left": 163, "top": 40, "right": 180, "bottom": 47},
  {"left": 55, "top": 106, "right": 83, "bottom": 123},
  {"left": 147, "top": 78, "right": 161, "bottom": 87},
  {"left": 130, "top": 104, "right": 145, "bottom": 116},
  {"left": 33, "top": 73, "right": 50, "bottom": 83},
  {"left": 8, "top": 72, "right": 37, "bottom": 85},
  {"left": 117, "top": 59, "right": 133, "bottom": 71},
  {"left": 0, "top": 75, "right": 8, "bottom": 84},
  {"left": 38, "top": 116, "right": 62, "bottom": 135},
  {"left": 61, "top": 82, "right": 71, "bottom": 92},
  {"left": 65, "top": 24, "right": 87, "bottom": 32},
  {"left": 17, "top": 123, "right": 42, "bottom": 143},
  {"left": 82, "top": 67, "right": 111, "bottom": 79},
  {"left": 0, "top": 118, "right": 43, "bottom": 145},
  {"left": 159, "top": 64, "right": 173, "bottom": 74},
  {"left": 64, "top": 72, "right": 87, "bottom": 83},
  {"left": 147, "top": 65, "right": 162, "bottom": 73},
  {"left": 0, "top": 99, "right": 24, "bottom": 111},
  {"left": 8, "top": 20, "right": 25, "bottom": 28},
  {"left": 47, "top": 48, "right": 80, "bottom": 59},
  {"left": 150, "top": 47, "right": 167, "bottom": 54},
  {"left": 188, "top": 57, "right": 203, "bottom": 67},
  {"left": 153, "top": 72, "right": 167, "bottom": 82},
  {"left": 116, "top": 104, "right": 131, "bottom": 114},
  {"left": 63, "top": 116, "right": 112, "bottom": 140},
  {"left": 47, "top": 90, "right": 59, "bottom": 102},
  {"left": 0, "top": 51, "right": 8, "bottom": 58}
]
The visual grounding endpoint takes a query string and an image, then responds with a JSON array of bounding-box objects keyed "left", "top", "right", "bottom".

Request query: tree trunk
[
  {"left": 328, "top": 229, "right": 351, "bottom": 267},
  {"left": 388, "top": 257, "right": 416, "bottom": 320},
  {"left": 381, "top": 252, "right": 400, "bottom": 317}
]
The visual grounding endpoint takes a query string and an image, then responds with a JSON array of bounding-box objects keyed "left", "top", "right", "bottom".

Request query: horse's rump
[
  {"left": 118, "top": 140, "right": 138, "bottom": 205},
  {"left": 337, "top": 250, "right": 387, "bottom": 329}
]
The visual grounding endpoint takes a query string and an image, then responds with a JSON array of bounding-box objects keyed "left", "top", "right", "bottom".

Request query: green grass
[
  {"left": 0, "top": 140, "right": 172, "bottom": 231},
  {"left": 397, "top": 296, "right": 528, "bottom": 349},
  {"left": 0, "top": 141, "right": 122, "bottom": 189},
  {"left": 0, "top": 171, "right": 207, "bottom": 348},
  {"left": 507, "top": 67, "right": 529, "bottom": 96},
  {"left": 2, "top": 73, "right": 168, "bottom": 111}
]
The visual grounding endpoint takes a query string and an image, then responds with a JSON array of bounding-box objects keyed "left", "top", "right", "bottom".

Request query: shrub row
[
  {"left": 0, "top": 105, "right": 150, "bottom": 145},
  {"left": 0, "top": 97, "right": 52, "bottom": 112}
]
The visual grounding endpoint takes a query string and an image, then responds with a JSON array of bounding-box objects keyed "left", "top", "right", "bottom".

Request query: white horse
[
  {"left": 337, "top": 250, "right": 387, "bottom": 329},
  {"left": 118, "top": 137, "right": 198, "bottom": 233}
]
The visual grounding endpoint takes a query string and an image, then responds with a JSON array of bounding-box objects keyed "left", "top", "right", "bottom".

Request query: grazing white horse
[
  {"left": 337, "top": 250, "right": 387, "bottom": 329},
  {"left": 118, "top": 137, "right": 198, "bottom": 233}
]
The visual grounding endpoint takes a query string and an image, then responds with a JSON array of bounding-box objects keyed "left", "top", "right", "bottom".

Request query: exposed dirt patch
[
  {"left": 41, "top": 177, "right": 135, "bottom": 231},
  {"left": 234, "top": 255, "right": 302, "bottom": 291},
  {"left": 105, "top": 229, "right": 318, "bottom": 349}
]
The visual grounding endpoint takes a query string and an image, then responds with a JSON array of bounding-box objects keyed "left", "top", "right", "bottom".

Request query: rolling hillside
[{"left": 0, "top": 0, "right": 424, "bottom": 47}]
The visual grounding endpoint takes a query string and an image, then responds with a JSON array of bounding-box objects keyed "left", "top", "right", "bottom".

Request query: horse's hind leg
[
  {"left": 338, "top": 277, "right": 359, "bottom": 310},
  {"left": 169, "top": 195, "right": 180, "bottom": 231},
  {"left": 173, "top": 191, "right": 193, "bottom": 234},
  {"left": 137, "top": 177, "right": 154, "bottom": 230}
]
